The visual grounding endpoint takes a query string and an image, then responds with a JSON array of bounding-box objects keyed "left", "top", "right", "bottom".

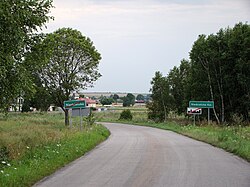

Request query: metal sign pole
[
  {"left": 69, "top": 109, "right": 72, "bottom": 128},
  {"left": 64, "top": 100, "right": 87, "bottom": 131},
  {"left": 80, "top": 108, "right": 82, "bottom": 131},
  {"left": 208, "top": 108, "right": 210, "bottom": 125},
  {"left": 194, "top": 114, "right": 196, "bottom": 125}
]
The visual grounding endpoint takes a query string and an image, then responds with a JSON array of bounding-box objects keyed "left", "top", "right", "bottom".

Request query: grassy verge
[
  {"left": 94, "top": 110, "right": 250, "bottom": 162},
  {"left": 0, "top": 113, "right": 110, "bottom": 187}
]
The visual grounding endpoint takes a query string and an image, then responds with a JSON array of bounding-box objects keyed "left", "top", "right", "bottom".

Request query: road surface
[{"left": 35, "top": 122, "right": 250, "bottom": 187}]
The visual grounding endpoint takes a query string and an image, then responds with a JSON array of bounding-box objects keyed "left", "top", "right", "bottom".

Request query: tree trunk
[
  {"left": 219, "top": 66, "right": 225, "bottom": 124},
  {"left": 163, "top": 101, "right": 167, "bottom": 122},
  {"left": 200, "top": 57, "right": 220, "bottom": 124},
  {"left": 207, "top": 71, "right": 220, "bottom": 124},
  {"left": 218, "top": 79, "right": 225, "bottom": 124},
  {"left": 64, "top": 109, "right": 69, "bottom": 126},
  {"left": 213, "top": 61, "right": 225, "bottom": 124},
  {"left": 160, "top": 90, "right": 167, "bottom": 122}
]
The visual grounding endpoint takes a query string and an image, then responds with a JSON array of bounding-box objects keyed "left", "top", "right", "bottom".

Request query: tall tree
[
  {"left": 225, "top": 23, "right": 250, "bottom": 121},
  {"left": 147, "top": 71, "right": 172, "bottom": 122},
  {"left": 127, "top": 93, "right": 135, "bottom": 106},
  {"left": 113, "top": 94, "right": 119, "bottom": 101},
  {"left": 121, "top": 93, "right": 135, "bottom": 107},
  {"left": 136, "top": 94, "right": 145, "bottom": 101},
  {"left": 35, "top": 28, "right": 101, "bottom": 125},
  {"left": 190, "top": 34, "right": 221, "bottom": 124},
  {"left": 190, "top": 23, "right": 250, "bottom": 123},
  {"left": 30, "top": 74, "right": 53, "bottom": 111},
  {"left": 0, "top": 0, "right": 53, "bottom": 113},
  {"left": 167, "top": 59, "right": 191, "bottom": 115},
  {"left": 100, "top": 97, "right": 114, "bottom": 105}
]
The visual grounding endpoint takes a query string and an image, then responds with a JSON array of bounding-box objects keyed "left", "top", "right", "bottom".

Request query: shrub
[
  {"left": 119, "top": 109, "right": 133, "bottom": 120},
  {"left": 86, "top": 112, "right": 96, "bottom": 126}
]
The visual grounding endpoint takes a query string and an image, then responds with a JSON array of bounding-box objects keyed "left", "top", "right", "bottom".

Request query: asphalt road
[{"left": 35, "top": 122, "right": 250, "bottom": 187}]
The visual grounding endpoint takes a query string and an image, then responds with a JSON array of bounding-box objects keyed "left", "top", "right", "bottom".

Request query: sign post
[
  {"left": 187, "top": 108, "right": 202, "bottom": 125},
  {"left": 80, "top": 108, "right": 82, "bottom": 130},
  {"left": 64, "top": 100, "right": 86, "bottom": 130},
  {"left": 189, "top": 101, "right": 214, "bottom": 124},
  {"left": 208, "top": 108, "right": 210, "bottom": 124}
]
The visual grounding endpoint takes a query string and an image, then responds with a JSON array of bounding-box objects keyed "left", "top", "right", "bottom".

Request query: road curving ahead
[{"left": 35, "top": 122, "right": 250, "bottom": 187}]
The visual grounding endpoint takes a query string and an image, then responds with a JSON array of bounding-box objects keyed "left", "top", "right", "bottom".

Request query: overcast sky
[{"left": 44, "top": 0, "right": 249, "bottom": 93}]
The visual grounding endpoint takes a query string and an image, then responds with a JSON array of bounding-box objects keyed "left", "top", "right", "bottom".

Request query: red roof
[
  {"left": 135, "top": 100, "right": 145, "bottom": 103},
  {"left": 78, "top": 98, "right": 96, "bottom": 104}
]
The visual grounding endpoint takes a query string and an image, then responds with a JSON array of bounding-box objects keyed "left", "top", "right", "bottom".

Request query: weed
[{"left": 0, "top": 113, "right": 110, "bottom": 186}]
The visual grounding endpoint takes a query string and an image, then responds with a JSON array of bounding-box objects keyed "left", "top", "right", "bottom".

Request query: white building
[{"left": 9, "top": 97, "right": 24, "bottom": 112}]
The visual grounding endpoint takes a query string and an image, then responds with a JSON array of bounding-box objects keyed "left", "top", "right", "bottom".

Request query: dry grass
[
  {"left": 0, "top": 112, "right": 110, "bottom": 186},
  {"left": 0, "top": 113, "right": 65, "bottom": 160}
]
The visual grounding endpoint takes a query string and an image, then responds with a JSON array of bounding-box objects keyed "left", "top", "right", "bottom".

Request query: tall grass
[{"left": 0, "top": 112, "right": 110, "bottom": 186}]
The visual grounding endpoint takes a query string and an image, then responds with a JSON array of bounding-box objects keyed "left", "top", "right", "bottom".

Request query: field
[
  {"left": 95, "top": 107, "right": 250, "bottom": 162},
  {"left": 0, "top": 112, "right": 110, "bottom": 186}
]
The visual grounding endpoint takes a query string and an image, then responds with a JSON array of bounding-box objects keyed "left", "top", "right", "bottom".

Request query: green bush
[{"left": 119, "top": 109, "right": 133, "bottom": 120}]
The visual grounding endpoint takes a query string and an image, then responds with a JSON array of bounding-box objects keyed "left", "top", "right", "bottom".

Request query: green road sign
[
  {"left": 64, "top": 100, "right": 86, "bottom": 109},
  {"left": 189, "top": 101, "right": 214, "bottom": 108}
]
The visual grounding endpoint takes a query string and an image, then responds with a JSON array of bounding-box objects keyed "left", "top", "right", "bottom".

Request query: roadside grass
[
  {"left": 95, "top": 109, "right": 250, "bottom": 162},
  {"left": 0, "top": 112, "right": 110, "bottom": 187}
]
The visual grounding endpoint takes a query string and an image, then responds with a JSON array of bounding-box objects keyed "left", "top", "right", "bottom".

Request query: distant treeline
[{"left": 148, "top": 22, "right": 249, "bottom": 124}]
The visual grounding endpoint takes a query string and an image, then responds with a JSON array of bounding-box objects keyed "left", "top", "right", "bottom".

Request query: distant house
[
  {"left": 48, "top": 105, "right": 56, "bottom": 112},
  {"left": 135, "top": 99, "right": 146, "bottom": 106},
  {"left": 71, "top": 92, "right": 79, "bottom": 100},
  {"left": 9, "top": 97, "right": 24, "bottom": 112},
  {"left": 78, "top": 97, "right": 97, "bottom": 108},
  {"left": 135, "top": 100, "right": 145, "bottom": 104}
]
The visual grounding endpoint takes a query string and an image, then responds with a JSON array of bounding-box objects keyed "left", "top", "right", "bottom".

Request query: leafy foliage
[
  {"left": 0, "top": 0, "right": 53, "bottom": 113},
  {"left": 122, "top": 93, "right": 135, "bottom": 107},
  {"left": 100, "top": 96, "right": 114, "bottom": 105},
  {"left": 147, "top": 72, "right": 173, "bottom": 122},
  {"left": 32, "top": 28, "right": 102, "bottom": 125},
  {"left": 149, "top": 22, "right": 250, "bottom": 124},
  {"left": 167, "top": 59, "right": 191, "bottom": 115},
  {"left": 136, "top": 94, "right": 145, "bottom": 101},
  {"left": 189, "top": 23, "right": 250, "bottom": 123},
  {"left": 110, "top": 94, "right": 119, "bottom": 102},
  {"left": 119, "top": 109, "right": 133, "bottom": 120}
]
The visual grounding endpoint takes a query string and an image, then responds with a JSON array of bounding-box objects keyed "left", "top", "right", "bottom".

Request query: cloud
[
  {"left": 45, "top": 0, "right": 250, "bottom": 92},
  {"left": 50, "top": 0, "right": 249, "bottom": 26}
]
